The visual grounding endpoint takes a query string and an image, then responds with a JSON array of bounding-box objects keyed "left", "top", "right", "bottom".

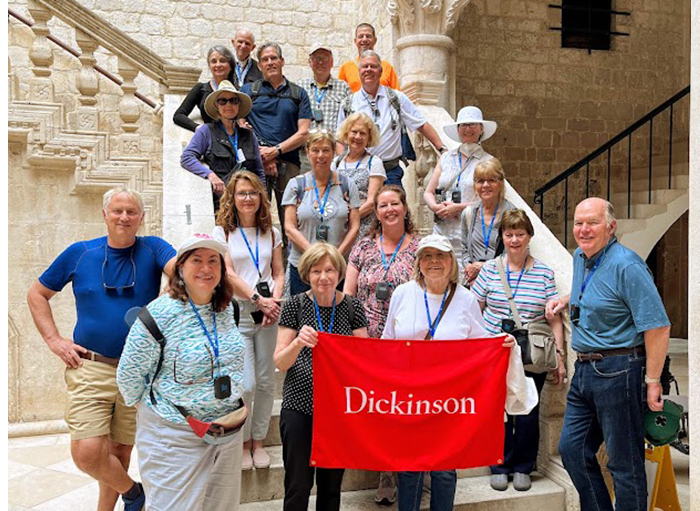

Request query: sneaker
[
  {"left": 374, "top": 471, "right": 397, "bottom": 506},
  {"left": 122, "top": 482, "right": 145, "bottom": 511},
  {"left": 490, "top": 474, "right": 509, "bottom": 491},
  {"left": 252, "top": 446, "right": 271, "bottom": 469},
  {"left": 242, "top": 447, "right": 253, "bottom": 470},
  {"left": 513, "top": 472, "right": 531, "bottom": 491}
]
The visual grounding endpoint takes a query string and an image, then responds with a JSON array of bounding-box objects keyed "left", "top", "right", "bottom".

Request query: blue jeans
[
  {"left": 384, "top": 164, "right": 404, "bottom": 188},
  {"left": 397, "top": 471, "right": 456, "bottom": 511},
  {"left": 558, "top": 353, "right": 647, "bottom": 511},
  {"left": 289, "top": 265, "right": 310, "bottom": 296}
]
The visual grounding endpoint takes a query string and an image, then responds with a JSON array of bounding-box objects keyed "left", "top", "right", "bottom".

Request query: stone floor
[{"left": 7, "top": 433, "right": 691, "bottom": 510}]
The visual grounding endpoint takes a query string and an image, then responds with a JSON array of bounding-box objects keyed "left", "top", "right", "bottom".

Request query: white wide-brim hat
[
  {"left": 204, "top": 80, "right": 252, "bottom": 120},
  {"left": 416, "top": 234, "right": 454, "bottom": 258},
  {"left": 443, "top": 106, "right": 497, "bottom": 143},
  {"left": 177, "top": 234, "right": 228, "bottom": 259}
]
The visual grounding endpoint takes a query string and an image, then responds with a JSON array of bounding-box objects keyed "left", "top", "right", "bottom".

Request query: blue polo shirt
[
  {"left": 240, "top": 78, "right": 313, "bottom": 167},
  {"left": 570, "top": 237, "right": 670, "bottom": 352},
  {"left": 39, "top": 236, "right": 176, "bottom": 358}
]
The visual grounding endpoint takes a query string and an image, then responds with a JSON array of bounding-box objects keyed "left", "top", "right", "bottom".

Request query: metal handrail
[
  {"left": 533, "top": 85, "right": 689, "bottom": 247},
  {"left": 9, "top": 8, "right": 157, "bottom": 109}
]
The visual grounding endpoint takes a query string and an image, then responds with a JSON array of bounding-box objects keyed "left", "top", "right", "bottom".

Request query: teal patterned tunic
[{"left": 117, "top": 294, "right": 245, "bottom": 425}]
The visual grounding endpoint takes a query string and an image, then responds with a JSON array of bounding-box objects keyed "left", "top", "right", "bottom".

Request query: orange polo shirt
[{"left": 338, "top": 59, "right": 400, "bottom": 93}]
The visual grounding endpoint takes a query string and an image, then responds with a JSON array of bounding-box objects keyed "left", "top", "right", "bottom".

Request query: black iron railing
[{"left": 533, "top": 85, "right": 690, "bottom": 248}]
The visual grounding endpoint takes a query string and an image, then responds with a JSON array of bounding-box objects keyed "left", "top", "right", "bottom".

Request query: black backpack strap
[
  {"left": 137, "top": 306, "right": 166, "bottom": 406},
  {"left": 345, "top": 295, "right": 355, "bottom": 329},
  {"left": 250, "top": 79, "right": 263, "bottom": 100},
  {"left": 342, "top": 95, "right": 354, "bottom": 118},
  {"left": 287, "top": 82, "right": 302, "bottom": 106},
  {"left": 338, "top": 172, "right": 350, "bottom": 203},
  {"left": 231, "top": 299, "right": 240, "bottom": 327},
  {"left": 296, "top": 293, "right": 305, "bottom": 331}
]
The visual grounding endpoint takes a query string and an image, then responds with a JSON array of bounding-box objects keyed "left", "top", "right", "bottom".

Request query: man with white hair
[
  {"left": 337, "top": 50, "right": 447, "bottom": 188},
  {"left": 231, "top": 28, "right": 263, "bottom": 88},
  {"left": 549, "top": 197, "right": 670, "bottom": 511},
  {"left": 27, "top": 187, "right": 176, "bottom": 511}
]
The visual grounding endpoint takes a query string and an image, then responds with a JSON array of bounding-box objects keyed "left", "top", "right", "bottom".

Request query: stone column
[
  {"left": 74, "top": 29, "right": 100, "bottom": 131},
  {"left": 117, "top": 57, "right": 141, "bottom": 155},
  {"left": 688, "top": 2, "right": 699, "bottom": 505},
  {"left": 27, "top": 0, "right": 54, "bottom": 102}
]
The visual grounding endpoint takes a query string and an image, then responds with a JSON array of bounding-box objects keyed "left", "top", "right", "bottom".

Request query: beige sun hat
[
  {"left": 443, "top": 106, "right": 498, "bottom": 143},
  {"left": 204, "top": 80, "right": 252, "bottom": 120}
]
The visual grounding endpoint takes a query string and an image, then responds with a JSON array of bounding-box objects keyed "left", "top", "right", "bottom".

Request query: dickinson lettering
[{"left": 344, "top": 387, "right": 476, "bottom": 415}]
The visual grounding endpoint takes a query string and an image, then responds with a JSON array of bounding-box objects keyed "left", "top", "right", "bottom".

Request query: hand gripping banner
[{"left": 311, "top": 333, "right": 510, "bottom": 471}]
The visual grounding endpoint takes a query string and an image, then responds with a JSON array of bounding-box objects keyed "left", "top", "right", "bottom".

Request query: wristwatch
[
  {"left": 251, "top": 293, "right": 260, "bottom": 303},
  {"left": 275, "top": 144, "right": 283, "bottom": 156},
  {"left": 438, "top": 145, "right": 448, "bottom": 154},
  {"left": 645, "top": 375, "right": 661, "bottom": 384}
]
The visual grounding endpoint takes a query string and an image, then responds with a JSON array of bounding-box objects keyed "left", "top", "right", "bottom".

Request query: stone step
[
  {"left": 624, "top": 173, "right": 688, "bottom": 193},
  {"left": 610, "top": 188, "right": 686, "bottom": 211},
  {"left": 609, "top": 201, "right": 667, "bottom": 220},
  {"left": 240, "top": 474, "right": 565, "bottom": 510},
  {"left": 241, "top": 444, "right": 491, "bottom": 503},
  {"left": 615, "top": 218, "right": 648, "bottom": 235}
]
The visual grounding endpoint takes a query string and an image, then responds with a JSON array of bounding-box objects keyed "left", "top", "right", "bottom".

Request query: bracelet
[{"left": 645, "top": 375, "right": 661, "bottom": 384}]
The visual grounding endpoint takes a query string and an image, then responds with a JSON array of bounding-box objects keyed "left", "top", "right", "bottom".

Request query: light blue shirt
[{"left": 570, "top": 237, "right": 670, "bottom": 352}]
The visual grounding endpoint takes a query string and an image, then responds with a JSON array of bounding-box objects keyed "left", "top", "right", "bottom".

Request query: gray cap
[{"left": 309, "top": 43, "right": 333, "bottom": 55}]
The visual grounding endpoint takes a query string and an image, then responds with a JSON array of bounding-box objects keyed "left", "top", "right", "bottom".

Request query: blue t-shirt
[
  {"left": 39, "top": 236, "right": 176, "bottom": 358},
  {"left": 570, "top": 237, "right": 670, "bottom": 352},
  {"left": 240, "top": 78, "right": 313, "bottom": 167}
]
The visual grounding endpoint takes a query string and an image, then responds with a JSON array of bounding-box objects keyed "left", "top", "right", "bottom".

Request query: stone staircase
[{"left": 239, "top": 370, "right": 566, "bottom": 509}]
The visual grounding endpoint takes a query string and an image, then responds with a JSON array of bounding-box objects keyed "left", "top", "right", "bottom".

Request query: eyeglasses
[
  {"left": 102, "top": 245, "right": 136, "bottom": 291},
  {"left": 459, "top": 123, "right": 481, "bottom": 129},
  {"left": 310, "top": 56, "right": 331, "bottom": 64},
  {"left": 235, "top": 191, "right": 260, "bottom": 200},
  {"left": 475, "top": 178, "right": 501, "bottom": 185},
  {"left": 216, "top": 97, "right": 240, "bottom": 106}
]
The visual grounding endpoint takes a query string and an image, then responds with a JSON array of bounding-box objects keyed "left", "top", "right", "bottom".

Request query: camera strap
[{"left": 496, "top": 256, "right": 524, "bottom": 329}]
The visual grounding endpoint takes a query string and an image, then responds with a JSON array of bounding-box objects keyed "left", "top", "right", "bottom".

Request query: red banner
[{"left": 311, "top": 334, "right": 510, "bottom": 471}]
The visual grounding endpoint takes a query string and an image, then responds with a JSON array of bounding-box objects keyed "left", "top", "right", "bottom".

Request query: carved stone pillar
[
  {"left": 27, "top": 0, "right": 54, "bottom": 102},
  {"left": 118, "top": 57, "right": 141, "bottom": 155},
  {"left": 74, "top": 29, "right": 99, "bottom": 131}
]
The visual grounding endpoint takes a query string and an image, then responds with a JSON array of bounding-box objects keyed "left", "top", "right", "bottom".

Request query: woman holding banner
[
  {"left": 382, "top": 234, "right": 521, "bottom": 511},
  {"left": 471, "top": 210, "right": 565, "bottom": 492},
  {"left": 344, "top": 184, "right": 420, "bottom": 505},
  {"left": 274, "top": 243, "right": 368, "bottom": 511}
]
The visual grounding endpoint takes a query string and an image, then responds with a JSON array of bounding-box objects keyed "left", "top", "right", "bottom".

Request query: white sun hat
[
  {"left": 443, "top": 106, "right": 498, "bottom": 143},
  {"left": 416, "top": 234, "right": 454, "bottom": 258}
]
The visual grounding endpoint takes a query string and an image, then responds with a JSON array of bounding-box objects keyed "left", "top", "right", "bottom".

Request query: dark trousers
[
  {"left": 267, "top": 161, "right": 300, "bottom": 245},
  {"left": 280, "top": 408, "right": 345, "bottom": 511},
  {"left": 384, "top": 164, "right": 404, "bottom": 188},
  {"left": 289, "top": 265, "right": 344, "bottom": 297},
  {"left": 490, "top": 371, "right": 548, "bottom": 475}
]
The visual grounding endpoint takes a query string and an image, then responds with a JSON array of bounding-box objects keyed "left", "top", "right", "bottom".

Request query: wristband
[
  {"left": 644, "top": 375, "right": 660, "bottom": 384},
  {"left": 276, "top": 144, "right": 283, "bottom": 156}
]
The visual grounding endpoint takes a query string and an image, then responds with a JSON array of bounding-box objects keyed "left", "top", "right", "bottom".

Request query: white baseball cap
[
  {"left": 177, "top": 234, "right": 227, "bottom": 259},
  {"left": 416, "top": 234, "right": 453, "bottom": 257}
]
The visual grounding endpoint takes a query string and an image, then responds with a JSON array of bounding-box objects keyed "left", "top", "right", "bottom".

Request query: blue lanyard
[
  {"left": 580, "top": 251, "right": 607, "bottom": 296},
  {"left": 223, "top": 123, "right": 240, "bottom": 163},
  {"left": 312, "top": 292, "right": 336, "bottom": 333},
  {"left": 212, "top": 80, "right": 219, "bottom": 91},
  {"left": 424, "top": 287, "right": 449, "bottom": 338},
  {"left": 239, "top": 227, "right": 260, "bottom": 276},
  {"left": 481, "top": 202, "right": 499, "bottom": 256},
  {"left": 235, "top": 59, "right": 252, "bottom": 85},
  {"left": 344, "top": 151, "right": 366, "bottom": 172},
  {"left": 311, "top": 173, "right": 332, "bottom": 219},
  {"left": 380, "top": 233, "right": 406, "bottom": 274},
  {"left": 189, "top": 299, "right": 220, "bottom": 368},
  {"left": 506, "top": 258, "right": 526, "bottom": 300},
  {"left": 312, "top": 83, "right": 328, "bottom": 106},
  {"left": 457, "top": 153, "right": 472, "bottom": 187}
]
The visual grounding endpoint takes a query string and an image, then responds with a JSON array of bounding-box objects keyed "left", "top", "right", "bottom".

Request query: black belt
[
  {"left": 575, "top": 345, "right": 645, "bottom": 362},
  {"left": 382, "top": 157, "right": 402, "bottom": 171}
]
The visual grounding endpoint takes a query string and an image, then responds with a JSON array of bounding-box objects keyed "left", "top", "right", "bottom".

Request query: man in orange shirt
[{"left": 338, "top": 23, "right": 399, "bottom": 93}]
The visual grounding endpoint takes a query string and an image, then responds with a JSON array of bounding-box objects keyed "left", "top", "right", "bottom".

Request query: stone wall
[{"left": 453, "top": 0, "right": 690, "bottom": 233}]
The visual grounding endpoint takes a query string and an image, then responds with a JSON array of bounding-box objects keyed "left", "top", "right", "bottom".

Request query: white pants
[
  {"left": 136, "top": 404, "right": 242, "bottom": 511},
  {"left": 238, "top": 300, "right": 278, "bottom": 442}
]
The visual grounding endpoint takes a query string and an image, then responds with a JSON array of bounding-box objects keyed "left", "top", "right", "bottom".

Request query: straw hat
[{"left": 204, "top": 80, "right": 252, "bottom": 120}]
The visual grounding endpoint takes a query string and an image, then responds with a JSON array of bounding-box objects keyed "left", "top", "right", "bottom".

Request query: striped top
[{"left": 471, "top": 256, "right": 559, "bottom": 335}]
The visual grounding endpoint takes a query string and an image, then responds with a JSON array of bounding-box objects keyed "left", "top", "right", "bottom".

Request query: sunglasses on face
[{"left": 216, "top": 97, "right": 240, "bottom": 106}]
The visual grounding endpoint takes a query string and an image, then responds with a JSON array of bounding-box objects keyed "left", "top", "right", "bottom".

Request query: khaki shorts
[{"left": 64, "top": 359, "right": 136, "bottom": 445}]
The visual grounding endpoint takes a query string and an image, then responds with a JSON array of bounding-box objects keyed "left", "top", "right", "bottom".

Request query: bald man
[
  {"left": 230, "top": 28, "right": 263, "bottom": 88},
  {"left": 550, "top": 197, "right": 670, "bottom": 511}
]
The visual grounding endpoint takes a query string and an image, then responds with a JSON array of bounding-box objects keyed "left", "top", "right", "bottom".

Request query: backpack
[
  {"left": 138, "top": 301, "right": 240, "bottom": 405},
  {"left": 294, "top": 172, "right": 351, "bottom": 205},
  {"left": 295, "top": 292, "right": 355, "bottom": 331},
  {"left": 249, "top": 79, "right": 302, "bottom": 107}
]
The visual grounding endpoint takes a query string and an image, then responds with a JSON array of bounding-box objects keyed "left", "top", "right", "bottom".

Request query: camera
[
  {"left": 375, "top": 282, "right": 391, "bottom": 300},
  {"left": 313, "top": 109, "right": 324, "bottom": 123},
  {"left": 451, "top": 190, "right": 462, "bottom": 203},
  {"left": 316, "top": 224, "right": 329, "bottom": 241},
  {"left": 570, "top": 304, "right": 581, "bottom": 325},
  {"left": 435, "top": 188, "right": 444, "bottom": 203},
  {"left": 501, "top": 318, "right": 516, "bottom": 333},
  {"left": 256, "top": 282, "right": 271, "bottom": 298}
]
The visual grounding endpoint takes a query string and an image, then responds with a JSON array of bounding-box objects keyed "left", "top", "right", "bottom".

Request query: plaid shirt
[{"left": 298, "top": 76, "right": 351, "bottom": 133}]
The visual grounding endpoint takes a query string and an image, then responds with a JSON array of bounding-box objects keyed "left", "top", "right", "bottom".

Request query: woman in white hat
[
  {"left": 118, "top": 234, "right": 246, "bottom": 511},
  {"left": 423, "top": 107, "right": 497, "bottom": 271},
  {"left": 382, "top": 234, "right": 534, "bottom": 511},
  {"left": 181, "top": 80, "right": 265, "bottom": 212}
]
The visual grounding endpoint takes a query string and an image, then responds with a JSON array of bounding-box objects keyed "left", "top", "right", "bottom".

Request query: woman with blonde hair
[
  {"left": 282, "top": 131, "right": 361, "bottom": 295},
  {"left": 334, "top": 113, "right": 386, "bottom": 237},
  {"left": 213, "top": 171, "right": 284, "bottom": 470},
  {"left": 460, "top": 157, "right": 514, "bottom": 286}
]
